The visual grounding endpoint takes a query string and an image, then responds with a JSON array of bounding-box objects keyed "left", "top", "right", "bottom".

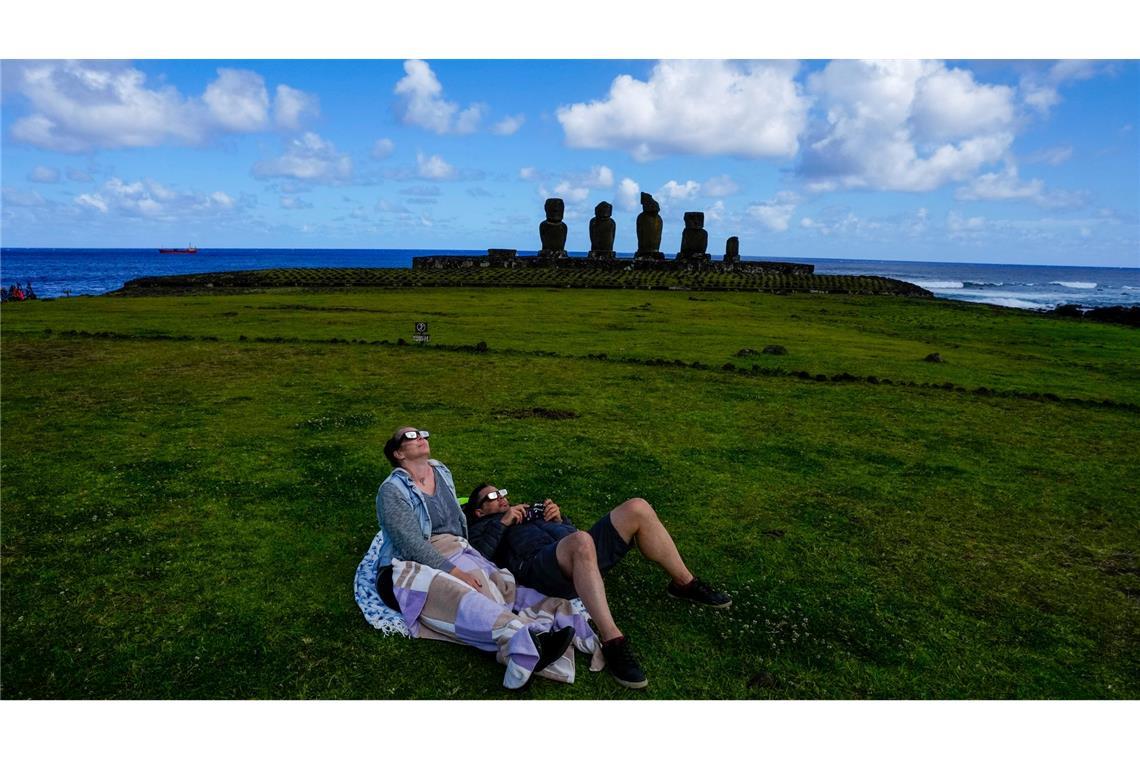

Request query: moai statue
[
  {"left": 635, "top": 192, "right": 664, "bottom": 260},
  {"left": 724, "top": 236, "right": 741, "bottom": 264},
  {"left": 588, "top": 201, "right": 617, "bottom": 259},
  {"left": 676, "top": 212, "right": 710, "bottom": 263},
  {"left": 538, "top": 198, "right": 568, "bottom": 260}
]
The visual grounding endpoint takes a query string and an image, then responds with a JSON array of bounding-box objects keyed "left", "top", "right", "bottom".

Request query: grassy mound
[
  {"left": 2, "top": 288, "right": 1137, "bottom": 698},
  {"left": 114, "top": 266, "right": 933, "bottom": 297}
]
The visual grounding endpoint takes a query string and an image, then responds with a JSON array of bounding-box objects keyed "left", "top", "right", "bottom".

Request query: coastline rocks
[
  {"left": 539, "top": 198, "right": 568, "bottom": 260},
  {"left": 588, "top": 202, "right": 617, "bottom": 260},
  {"left": 487, "top": 249, "right": 517, "bottom": 266},
  {"left": 635, "top": 192, "right": 664, "bottom": 260},
  {"left": 1051, "top": 303, "right": 1140, "bottom": 327}
]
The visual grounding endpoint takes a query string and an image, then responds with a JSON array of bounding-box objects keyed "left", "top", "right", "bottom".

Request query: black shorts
[{"left": 515, "top": 513, "right": 632, "bottom": 599}]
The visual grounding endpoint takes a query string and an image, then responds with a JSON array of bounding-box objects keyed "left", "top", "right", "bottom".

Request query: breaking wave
[
  {"left": 910, "top": 280, "right": 964, "bottom": 289},
  {"left": 1051, "top": 281, "right": 1097, "bottom": 289}
]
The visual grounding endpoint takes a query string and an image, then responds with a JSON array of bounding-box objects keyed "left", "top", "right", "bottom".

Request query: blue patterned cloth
[{"left": 354, "top": 529, "right": 411, "bottom": 636}]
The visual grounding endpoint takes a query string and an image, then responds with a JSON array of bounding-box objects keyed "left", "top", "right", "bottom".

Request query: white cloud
[
  {"left": 203, "top": 68, "right": 270, "bottom": 132},
  {"left": 529, "top": 165, "right": 615, "bottom": 206},
  {"left": 1025, "top": 145, "right": 1073, "bottom": 166},
  {"left": 705, "top": 200, "right": 726, "bottom": 223},
  {"left": 372, "top": 138, "right": 395, "bottom": 159},
  {"left": 72, "top": 176, "right": 239, "bottom": 219},
  {"left": 660, "top": 180, "right": 701, "bottom": 201},
  {"left": 947, "top": 210, "right": 986, "bottom": 234},
  {"left": 376, "top": 198, "right": 411, "bottom": 214},
  {"left": 801, "top": 60, "right": 1015, "bottom": 192},
  {"left": 210, "top": 191, "right": 235, "bottom": 208},
  {"left": 273, "top": 84, "right": 319, "bottom": 130},
  {"left": 280, "top": 195, "right": 313, "bottom": 210},
  {"left": 416, "top": 152, "right": 457, "bottom": 180},
  {"left": 703, "top": 175, "right": 739, "bottom": 197},
  {"left": 747, "top": 191, "right": 799, "bottom": 232},
  {"left": 252, "top": 132, "right": 353, "bottom": 183},
  {"left": 9, "top": 61, "right": 204, "bottom": 151},
  {"left": 586, "top": 165, "right": 614, "bottom": 188},
  {"left": 550, "top": 181, "right": 590, "bottom": 203},
  {"left": 3, "top": 188, "right": 48, "bottom": 207},
  {"left": 1020, "top": 60, "right": 1101, "bottom": 115},
  {"left": 394, "top": 59, "right": 484, "bottom": 135},
  {"left": 29, "top": 166, "right": 60, "bottom": 183},
  {"left": 616, "top": 178, "right": 641, "bottom": 212},
  {"left": 911, "top": 66, "right": 1015, "bottom": 143},
  {"left": 6, "top": 61, "right": 318, "bottom": 152},
  {"left": 956, "top": 164, "right": 1087, "bottom": 209},
  {"left": 67, "top": 168, "right": 94, "bottom": 182},
  {"left": 557, "top": 60, "right": 809, "bottom": 161},
  {"left": 491, "top": 114, "right": 525, "bottom": 136},
  {"left": 75, "top": 193, "right": 109, "bottom": 213}
]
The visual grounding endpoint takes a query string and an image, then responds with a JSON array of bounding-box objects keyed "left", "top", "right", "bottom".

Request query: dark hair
[
  {"left": 384, "top": 427, "right": 411, "bottom": 468},
  {"left": 465, "top": 482, "right": 492, "bottom": 520}
]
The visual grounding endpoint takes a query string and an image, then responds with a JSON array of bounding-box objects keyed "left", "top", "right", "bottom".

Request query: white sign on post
[{"left": 414, "top": 322, "right": 429, "bottom": 343}]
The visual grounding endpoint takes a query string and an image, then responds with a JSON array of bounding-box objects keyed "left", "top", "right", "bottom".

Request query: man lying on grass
[{"left": 465, "top": 483, "right": 731, "bottom": 689}]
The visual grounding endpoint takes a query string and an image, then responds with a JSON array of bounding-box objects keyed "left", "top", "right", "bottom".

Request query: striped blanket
[{"left": 368, "top": 533, "right": 604, "bottom": 689}]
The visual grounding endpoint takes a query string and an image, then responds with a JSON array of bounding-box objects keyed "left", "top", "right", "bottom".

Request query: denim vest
[{"left": 374, "top": 459, "right": 467, "bottom": 570}]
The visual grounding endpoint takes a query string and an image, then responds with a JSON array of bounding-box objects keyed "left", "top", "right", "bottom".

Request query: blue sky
[{"left": 1, "top": 58, "right": 1137, "bottom": 266}]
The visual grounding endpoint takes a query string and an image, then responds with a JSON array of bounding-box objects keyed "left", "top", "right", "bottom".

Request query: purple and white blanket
[{"left": 369, "top": 533, "right": 603, "bottom": 689}]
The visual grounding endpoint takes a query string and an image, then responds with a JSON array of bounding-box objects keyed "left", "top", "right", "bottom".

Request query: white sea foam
[
  {"left": 910, "top": 280, "right": 964, "bottom": 289},
  {"left": 957, "top": 295, "right": 1052, "bottom": 310},
  {"left": 1051, "top": 281, "right": 1097, "bottom": 289}
]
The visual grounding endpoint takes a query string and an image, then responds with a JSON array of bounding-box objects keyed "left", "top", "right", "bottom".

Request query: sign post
[{"left": 413, "top": 322, "right": 430, "bottom": 344}]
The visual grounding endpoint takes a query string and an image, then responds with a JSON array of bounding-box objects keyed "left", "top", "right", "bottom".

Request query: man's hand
[
  {"left": 500, "top": 504, "right": 527, "bottom": 526},
  {"left": 543, "top": 498, "right": 563, "bottom": 523},
  {"left": 449, "top": 566, "right": 483, "bottom": 590}
]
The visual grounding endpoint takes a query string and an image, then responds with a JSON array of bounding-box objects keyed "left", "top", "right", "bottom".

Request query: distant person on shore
[
  {"left": 464, "top": 482, "right": 731, "bottom": 689},
  {"left": 360, "top": 426, "right": 602, "bottom": 689},
  {"left": 9, "top": 284, "right": 25, "bottom": 301},
  {"left": 24, "top": 282, "right": 37, "bottom": 300}
]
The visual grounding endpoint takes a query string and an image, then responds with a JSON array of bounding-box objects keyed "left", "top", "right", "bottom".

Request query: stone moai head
[
  {"left": 640, "top": 192, "right": 660, "bottom": 215},
  {"left": 683, "top": 212, "right": 705, "bottom": 229},
  {"left": 544, "top": 198, "right": 565, "bottom": 223},
  {"left": 725, "top": 236, "right": 740, "bottom": 261},
  {"left": 595, "top": 201, "right": 613, "bottom": 219}
]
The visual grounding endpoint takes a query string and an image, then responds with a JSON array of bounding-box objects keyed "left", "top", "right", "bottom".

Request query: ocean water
[{"left": 2, "top": 248, "right": 1138, "bottom": 311}]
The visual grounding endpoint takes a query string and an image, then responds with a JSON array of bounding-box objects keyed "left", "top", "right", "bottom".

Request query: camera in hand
[{"left": 523, "top": 502, "right": 546, "bottom": 522}]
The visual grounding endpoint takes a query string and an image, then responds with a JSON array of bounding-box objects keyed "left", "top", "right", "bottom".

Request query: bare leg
[
  {"left": 555, "top": 531, "right": 623, "bottom": 642},
  {"left": 608, "top": 498, "right": 695, "bottom": 586}
]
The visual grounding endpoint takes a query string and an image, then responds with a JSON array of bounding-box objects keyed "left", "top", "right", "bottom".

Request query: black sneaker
[
  {"left": 667, "top": 577, "right": 732, "bottom": 609},
  {"left": 530, "top": 626, "right": 575, "bottom": 676},
  {"left": 601, "top": 636, "right": 648, "bottom": 689}
]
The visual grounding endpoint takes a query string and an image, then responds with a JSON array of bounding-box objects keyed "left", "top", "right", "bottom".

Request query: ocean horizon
[{"left": 2, "top": 247, "right": 1138, "bottom": 311}]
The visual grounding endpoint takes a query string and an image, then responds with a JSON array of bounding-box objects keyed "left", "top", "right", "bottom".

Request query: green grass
[{"left": 2, "top": 288, "right": 1137, "bottom": 698}]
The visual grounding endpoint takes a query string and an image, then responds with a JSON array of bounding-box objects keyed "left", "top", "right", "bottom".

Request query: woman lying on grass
[{"left": 369, "top": 425, "right": 602, "bottom": 688}]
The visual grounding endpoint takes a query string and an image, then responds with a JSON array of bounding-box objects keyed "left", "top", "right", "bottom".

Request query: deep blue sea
[{"left": 2, "top": 247, "right": 1138, "bottom": 311}]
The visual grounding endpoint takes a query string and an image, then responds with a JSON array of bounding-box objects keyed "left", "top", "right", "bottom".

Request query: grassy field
[{"left": 2, "top": 287, "right": 1137, "bottom": 699}]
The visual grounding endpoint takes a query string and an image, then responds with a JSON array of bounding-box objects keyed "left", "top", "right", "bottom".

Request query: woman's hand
[
  {"left": 449, "top": 566, "right": 483, "bottom": 590},
  {"left": 543, "top": 499, "right": 562, "bottom": 523},
  {"left": 500, "top": 504, "right": 527, "bottom": 526}
]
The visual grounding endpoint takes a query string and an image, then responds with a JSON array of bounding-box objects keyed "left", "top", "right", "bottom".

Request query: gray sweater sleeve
[{"left": 378, "top": 482, "right": 455, "bottom": 572}]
